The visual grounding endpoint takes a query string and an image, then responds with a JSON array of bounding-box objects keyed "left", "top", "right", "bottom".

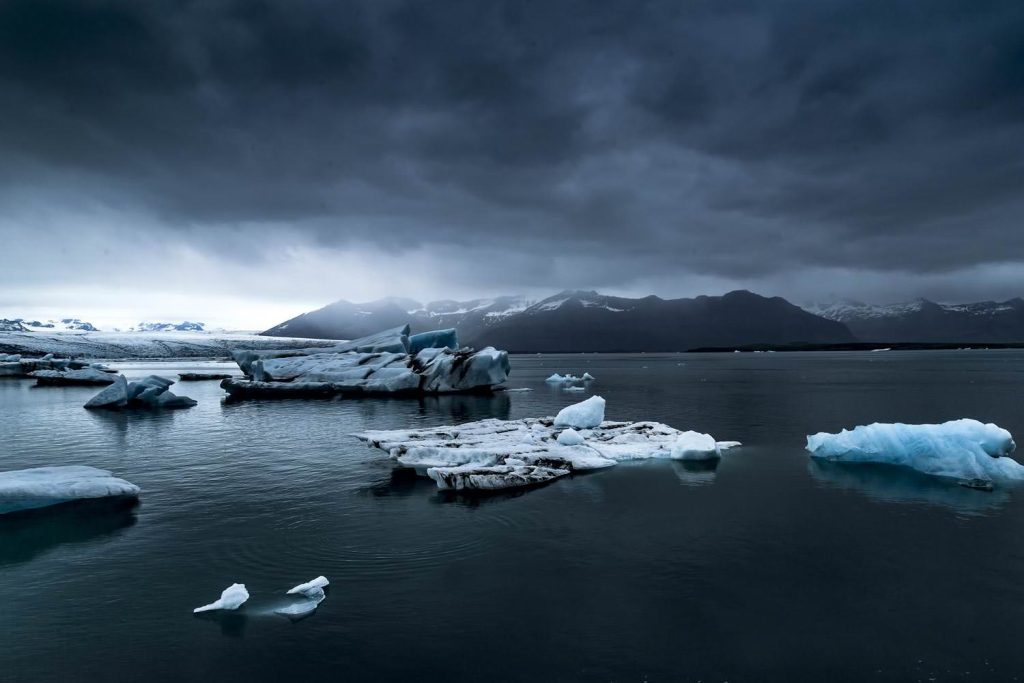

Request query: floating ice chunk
[
  {"left": 870, "top": 348, "right": 892, "bottom": 353},
  {"left": 582, "top": 372, "right": 596, "bottom": 381},
  {"left": 670, "top": 431, "right": 721, "bottom": 460},
  {"left": 563, "top": 386, "right": 585, "bottom": 392},
  {"left": 231, "top": 325, "right": 411, "bottom": 375},
  {"left": 84, "top": 374, "right": 196, "bottom": 410},
  {"left": 554, "top": 396, "right": 606, "bottom": 429},
  {"left": 546, "top": 373, "right": 585, "bottom": 383},
  {"left": 287, "top": 576, "right": 330, "bottom": 596},
  {"left": 193, "top": 583, "right": 249, "bottom": 613},
  {"left": 0, "top": 466, "right": 140, "bottom": 515},
  {"left": 355, "top": 403, "right": 734, "bottom": 494},
  {"left": 806, "top": 419, "right": 1022, "bottom": 485},
  {"left": 557, "top": 428, "right": 584, "bottom": 446}
]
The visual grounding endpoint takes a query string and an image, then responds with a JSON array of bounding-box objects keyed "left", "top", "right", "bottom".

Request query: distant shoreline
[{"left": 687, "top": 342, "right": 1024, "bottom": 353}]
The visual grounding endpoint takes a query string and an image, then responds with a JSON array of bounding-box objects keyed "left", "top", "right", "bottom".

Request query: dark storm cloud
[{"left": 1, "top": 0, "right": 1023, "bottom": 296}]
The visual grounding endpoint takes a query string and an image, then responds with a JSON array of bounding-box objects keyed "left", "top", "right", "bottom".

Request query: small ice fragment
[
  {"left": 287, "top": 576, "right": 329, "bottom": 596},
  {"left": 582, "top": 372, "right": 596, "bottom": 381},
  {"left": 670, "top": 431, "right": 720, "bottom": 460},
  {"left": 193, "top": 583, "right": 249, "bottom": 613}
]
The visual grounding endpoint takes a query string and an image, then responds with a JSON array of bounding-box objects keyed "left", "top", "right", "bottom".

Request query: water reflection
[
  {"left": 808, "top": 459, "right": 1011, "bottom": 515},
  {"left": 0, "top": 499, "right": 138, "bottom": 566},
  {"left": 192, "top": 610, "right": 249, "bottom": 638},
  {"left": 671, "top": 459, "right": 719, "bottom": 487}
]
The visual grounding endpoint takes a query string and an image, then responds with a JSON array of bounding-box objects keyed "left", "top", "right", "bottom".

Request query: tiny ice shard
[
  {"left": 193, "top": 583, "right": 249, "bottom": 613},
  {"left": 287, "top": 576, "right": 329, "bottom": 596},
  {"left": 554, "top": 395, "right": 606, "bottom": 429}
]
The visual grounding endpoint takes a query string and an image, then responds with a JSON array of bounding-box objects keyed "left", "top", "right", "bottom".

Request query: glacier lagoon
[{"left": 4, "top": 351, "right": 1024, "bottom": 681}]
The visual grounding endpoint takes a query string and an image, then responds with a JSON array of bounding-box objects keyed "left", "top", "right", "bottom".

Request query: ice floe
[
  {"left": 194, "top": 584, "right": 249, "bottom": 613},
  {"left": 31, "top": 367, "right": 118, "bottom": 385},
  {"left": 0, "top": 466, "right": 140, "bottom": 515},
  {"left": 806, "top": 419, "right": 1023, "bottom": 488},
  {"left": 354, "top": 397, "right": 739, "bottom": 492},
  {"left": 223, "top": 325, "right": 510, "bottom": 398},
  {"left": 84, "top": 375, "right": 197, "bottom": 410}
]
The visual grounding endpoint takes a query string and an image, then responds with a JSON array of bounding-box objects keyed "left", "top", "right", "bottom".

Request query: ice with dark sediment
[
  {"left": 222, "top": 325, "right": 510, "bottom": 398},
  {"left": 354, "top": 396, "right": 740, "bottom": 492}
]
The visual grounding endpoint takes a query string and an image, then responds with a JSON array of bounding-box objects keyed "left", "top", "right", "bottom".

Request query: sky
[{"left": 1, "top": 0, "right": 1023, "bottom": 330}]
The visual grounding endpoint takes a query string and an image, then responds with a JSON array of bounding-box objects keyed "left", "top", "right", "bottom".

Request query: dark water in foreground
[{"left": 3, "top": 351, "right": 1024, "bottom": 682}]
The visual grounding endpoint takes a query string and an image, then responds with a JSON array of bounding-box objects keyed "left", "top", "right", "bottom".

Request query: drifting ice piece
[
  {"left": 0, "top": 466, "right": 140, "bottom": 515},
  {"left": 554, "top": 395, "right": 606, "bottom": 429},
  {"left": 275, "top": 589, "right": 325, "bottom": 618},
  {"left": 355, "top": 397, "right": 738, "bottom": 493},
  {"left": 193, "top": 584, "right": 249, "bottom": 613},
  {"left": 806, "top": 419, "right": 1023, "bottom": 486},
  {"left": 231, "top": 325, "right": 412, "bottom": 376},
  {"left": 287, "top": 576, "right": 330, "bottom": 596},
  {"left": 84, "top": 374, "right": 197, "bottom": 410}
]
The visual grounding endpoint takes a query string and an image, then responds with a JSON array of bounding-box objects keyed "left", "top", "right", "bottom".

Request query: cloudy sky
[{"left": 1, "top": 0, "right": 1022, "bottom": 329}]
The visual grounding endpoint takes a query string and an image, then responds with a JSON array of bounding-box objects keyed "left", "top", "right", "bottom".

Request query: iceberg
[
  {"left": 84, "top": 375, "right": 197, "bottom": 410},
  {"left": 806, "top": 419, "right": 1024, "bottom": 487},
  {"left": 277, "top": 576, "right": 329, "bottom": 618},
  {"left": 193, "top": 583, "right": 249, "bottom": 613},
  {"left": 0, "top": 466, "right": 140, "bottom": 515},
  {"left": 223, "top": 325, "right": 510, "bottom": 399},
  {"left": 287, "top": 576, "right": 329, "bottom": 596},
  {"left": 554, "top": 395, "right": 606, "bottom": 429},
  {"left": 354, "top": 397, "right": 738, "bottom": 493},
  {"left": 31, "top": 367, "right": 117, "bottom": 386}
]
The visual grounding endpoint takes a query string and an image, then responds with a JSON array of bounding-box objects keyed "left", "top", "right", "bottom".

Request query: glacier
[
  {"left": 84, "top": 375, "right": 198, "bottom": 410},
  {"left": 354, "top": 397, "right": 739, "bottom": 492},
  {"left": 806, "top": 419, "right": 1023, "bottom": 487},
  {"left": 222, "top": 325, "right": 510, "bottom": 399},
  {"left": 0, "top": 466, "right": 140, "bottom": 515},
  {"left": 194, "top": 584, "right": 249, "bottom": 613}
]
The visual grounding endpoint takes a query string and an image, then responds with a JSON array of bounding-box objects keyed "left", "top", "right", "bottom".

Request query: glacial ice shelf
[
  {"left": 806, "top": 419, "right": 1023, "bottom": 488},
  {"left": 354, "top": 396, "right": 739, "bottom": 492},
  {"left": 222, "top": 325, "right": 510, "bottom": 399},
  {"left": 0, "top": 466, "right": 140, "bottom": 515}
]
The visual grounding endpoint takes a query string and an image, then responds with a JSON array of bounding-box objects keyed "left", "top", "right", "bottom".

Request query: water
[{"left": 3, "top": 352, "right": 1024, "bottom": 682}]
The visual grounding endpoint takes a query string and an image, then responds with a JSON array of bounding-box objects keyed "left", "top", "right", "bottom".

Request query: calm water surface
[{"left": 3, "top": 352, "right": 1024, "bottom": 682}]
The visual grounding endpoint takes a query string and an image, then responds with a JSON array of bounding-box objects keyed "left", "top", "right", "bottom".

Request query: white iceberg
[
  {"left": 193, "top": 583, "right": 249, "bottom": 613},
  {"left": 354, "top": 397, "right": 737, "bottom": 492},
  {"left": 84, "top": 375, "right": 197, "bottom": 410},
  {"left": 806, "top": 419, "right": 1023, "bottom": 486},
  {"left": 554, "top": 395, "right": 606, "bottom": 429},
  {"left": 277, "top": 576, "right": 329, "bottom": 618},
  {"left": 0, "top": 466, "right": 140, "bottom": 515}
]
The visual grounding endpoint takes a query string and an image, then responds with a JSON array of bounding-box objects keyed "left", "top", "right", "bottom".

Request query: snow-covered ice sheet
[
  {"left": 0, "top": 466, "right": 140, "bottom": 514},
  {"left": 806, "top": 419, "right": 1022, "bottom": 486},
  {"left": 355, "top": 397, "right": 739, "bottom": 492}
]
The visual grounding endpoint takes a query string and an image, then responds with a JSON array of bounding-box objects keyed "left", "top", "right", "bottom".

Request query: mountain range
[
  {"left": 263, "top": 290, "right": 855, "bottom": 352},
  {"left": 804, "top": 298, "right": 1024, "bottom": 342}
]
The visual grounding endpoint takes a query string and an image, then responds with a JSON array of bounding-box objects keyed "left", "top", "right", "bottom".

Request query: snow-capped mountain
[
  {"left": 2, "top": 318, "right": 100, "bottom": 332},
  {"left": 803, "top": 297, "right": 1024, "bottom": 341},
  {"left": 130, "top": 321, "right": 206, "bottom": 333},
  {"left": 263, "top": 290, "right": 854, "bottom": 351}
]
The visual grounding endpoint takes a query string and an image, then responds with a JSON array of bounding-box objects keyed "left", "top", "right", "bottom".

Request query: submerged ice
[
  {"left": 806, "top": 419, "right": 1023, "bottom": 486},
  {"left": 0, "top": 466, "right": 140, "bottom": 515},
  {"left": 355, "top": 396, "right": 739, "bottom": 492}
]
